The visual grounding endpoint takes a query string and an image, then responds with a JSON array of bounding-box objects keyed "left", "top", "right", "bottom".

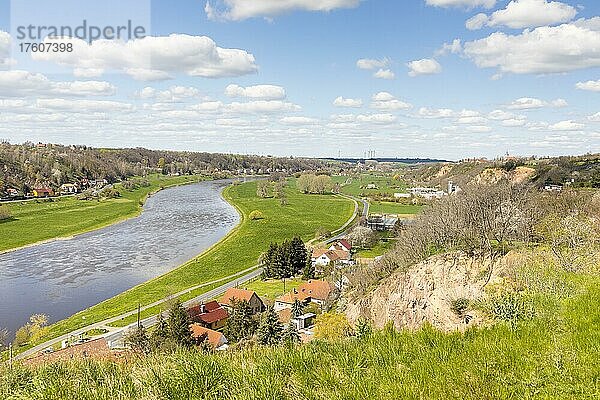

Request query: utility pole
[
  {"left": 9, "top": 343, "right": 12, "bottom": 369},
  {"left": 283, "top": 277, "right": 286, "bottom": 293},
  {"left": 137, "top": 303, "right": 141, "bottom": 329}
]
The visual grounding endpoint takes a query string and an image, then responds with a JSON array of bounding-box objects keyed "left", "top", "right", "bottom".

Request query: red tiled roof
[
  {"left": 338, "top": 239, "right": 352, "bottom": 250},
  {"left": 190, "top": 324, "right": 227, "bottom": 348},
  {"left": 204, "top": 300, "right": 221, "bottom": 312},
  {"left": 199, "top": 307, "right": 229, "bottom": 324},
  {"left": 297, "top": 280, "right": 332, "bottom": 301},
  {"left": 219, "top": 288, "right": 257, "bottom": 306}
]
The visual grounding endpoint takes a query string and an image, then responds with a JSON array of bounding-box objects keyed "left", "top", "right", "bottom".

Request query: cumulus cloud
[
  {"left": 137, "top": 86, "right": 201, "bottom": 102},
  {"left": 501, "top": 118, "right": 527, "bottom": 127},
  {"left": 280, "top": 116, "right": 318, "bottom": 125},
  {"left": 425, "top": 0, "right": 496, "bottom": 9},
  {"left": 548, "top": 120, "right": 585, "bottom": 131},
  {"left": 32, "top": 35, "right": 258, "bottom": 81},
  {"left": 225, "top": 84, "right": 286, "bottom": 100},
  {"left": 507, "top": 97, "right": 567, "bottom": 110},
  {"left": 407, "top": 58, "right": 442, "bottom": 77},
  {"left": 205, "top": 0, "right": 360, "bottom": 21},
  {"left": 356, "top": 113, "right": 397, "bottom": 124},
  {"left": 226, "top": 100, "right": 301, "bottom": 113},
  {"left": 435, "top": 39, "right": 462, "bottom": 56},
  {"left": 0, "top": 70, "right": 116, "bottom": 98},
  {"left": 576, "top": 80, "right": 600, "bottom": 92},
  {"left": 588, "top": 112, "right": 600, "bottom": 122},
  {"left": 0, "top": 31, "right": 14, "bottom": 68},
  {"left": 373, "top": 69, "right": 395, "bottom": 80},
  {"left": 466, "top": 0, "right": 577, "bottom": 30},
  {"left": 370, "top": 92, "right": 412, "bottom": 110},
  {"left": 333, "top": 96, "right": 363, "bottom": 107},
  {"left": 356, "top": 58, "right": 390, "bottom": 70},
  {"left": 417, "top": 107, "right": 455, "bottom": 118},
  {"left": 463, "top": 19, "right": 600, "bottom": 74}
]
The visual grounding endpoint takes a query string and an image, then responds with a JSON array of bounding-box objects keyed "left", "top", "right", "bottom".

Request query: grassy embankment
[
  {"left": 3, "top": 273, "right": 598, "bottom": 399},
  {"left": 0, "top": 174, "right": 206, "bottom": 253},
  {"left": 24, "top": 181, "right": 354, "bottom": 346}
]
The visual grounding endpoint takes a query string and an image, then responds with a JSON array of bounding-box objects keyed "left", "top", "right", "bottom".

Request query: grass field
[
  {"left": 245, "top": 278, "right": 304, "bottom": 301},
  {"left": 24, "top": 180, "right": 354, "bottom": 347},
  {"left": 368, "top": 202, "right": 422, "bottom": 216},
  {"left": 0, "top": 174, "right": 205, "bottom": 253},
  {"left": 355, "top": 240, "right": 396, "bottom": 258},
  {"left": 4, "top": 273, "right": 598, "bottom": 399},
  {"left": 333, "top": 174, "right": 407, "bottom": 197}
]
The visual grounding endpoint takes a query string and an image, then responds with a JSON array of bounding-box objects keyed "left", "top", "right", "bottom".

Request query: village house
[
  {"left": 59, "top": 183, "right": 79, "bottom": 195},
  {"left": 32, "top": 187, "right": 54, "bottom": 198},
  {"left": 190, "top": 324, "right": 229, "bottom": 351},
  {"left": 409, "top": 187, "right": 446, "bottom": 199},
  {"left": 274, "top": 279, "right": 334, "bottom": 311},
  {"left": 187, "top": 300, "right": 229, "bottom": 331},
  {"left": 311, "top": 248, "right": 352, "bottom": 267},
  {"left": 23, "top": 338, "right": 117, "bottom": 367},
  {"left": 544, "top": 184, "right": 563, "bottom": 192},
  {"left": 219, "top": 287, "right": 265, "bottom": 314},
  {"left": 328, "top": 239, "right": 352, "bottom": 253}
]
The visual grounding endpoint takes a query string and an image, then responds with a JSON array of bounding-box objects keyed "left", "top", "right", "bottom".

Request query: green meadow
[
  {"left": 25, "top": 180, "right": 354, "bottom": 346},
  {"left": 333, "top": 174, "right": 408, "bottom": 197},
  {"left": 368, "top": 202, "right": 422, "bottom": 215},
  {"left": 4, "top": 273, "right": 598, "bottom": 399},
  {"left": 0, "top": 174, "right": 205, "bottom": 253}
]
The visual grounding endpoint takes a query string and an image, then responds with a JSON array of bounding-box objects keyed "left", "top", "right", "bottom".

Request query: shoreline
[{"left": 0, "top": 175, "right": 209, "bottom": 256}]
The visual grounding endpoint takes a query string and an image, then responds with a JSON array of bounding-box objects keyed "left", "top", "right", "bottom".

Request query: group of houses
[
  {"left": 1, "top": 179, "right": 110, "bottom": 201},
  {"left": 310, "top": 239, "right": 353, "bottom": 272}
]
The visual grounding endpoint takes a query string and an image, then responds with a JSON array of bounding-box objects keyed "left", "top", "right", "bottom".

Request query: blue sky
[{"left": 1, "top": 0, "right": 600, "bottom": 159}]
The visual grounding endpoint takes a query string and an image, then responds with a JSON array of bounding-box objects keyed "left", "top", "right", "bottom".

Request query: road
[
  {"left": 15, "top": 266, "right": 262, "bottom": 360},
  {"left": 326, "top": 195, "right": 369, "bottom": 243}
]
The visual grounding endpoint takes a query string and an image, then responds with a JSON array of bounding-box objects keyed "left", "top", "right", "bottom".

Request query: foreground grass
[
  {"left": 3, "top": 274, "right": 598, "bottom": 399},
  {"left": 28, "top": 181, "right": 354, "bottom": 347},
  {"left": 0, "top": 174, "right": 205, "bottom": 253}
]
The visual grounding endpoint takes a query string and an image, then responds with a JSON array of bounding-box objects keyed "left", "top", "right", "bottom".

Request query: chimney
[{"left": 201, "top": 304, "right": 205, "bottom": 313}]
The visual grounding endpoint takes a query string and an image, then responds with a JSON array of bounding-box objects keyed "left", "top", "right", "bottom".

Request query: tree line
[{"left": 260, "top": 237, "right": 309, "bottom": 279}]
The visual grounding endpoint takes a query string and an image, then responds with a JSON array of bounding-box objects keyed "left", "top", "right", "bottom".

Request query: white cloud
[
  {"left": 501, "top": 118, "right": 527, "bottom": 127},
  {"left": 225, "top": 84, "right": 286, "bottom": 100},
  {"left": 466, "top": 0, "right": 577, "bottom": 30},
  {"left": 32, "top": 35, "right": 258, "bottom": 81},
  {"left": 370, "top": 92, "right": 412, "bottom": 110},
  {"left": 488, "top": 109, "right": 515, "bottom": 120},
  {"left": 280, "top": 116, "right": 318, "bottom": 125},
  {"left": 356, "top": 113, "right": 397, "bottom": 124},
  {"left": 407, "top": 58, "right": 442, "bottom": 77},
  {"left": 0, "top": 31, "right": 14, "bottom": 68},
  {"left": 549, "top": 120, "right": 585, "bottom": 131},
  {"left": 189, "top": 101, "right": 224, "bottom": 112},
  {"left": 417, "top": 107, "right": 454, "bottom": 118},
  {"left": 206, "top": 0, "right": 360, "bottom": 21},
  {"left": 588, "top": 112, "right": 600, "bottom": 122},
  {"left": 576, "top": 80, "right": 600, "bottom": 92},
  {"left": 36, "top": 98, "right": 134, "bottom": 113},
  {"left": 435, "top": 39, "right": 462, "bottom": 56},
  {"left": 506, "top": 97, "right": 568, "bottom": 110},
  {"left": 466, "top": 125, "right": 492, "bottom": 132},
  {"left": 456, "top": 116, "right": 487, "bottom": 124},
  {"left": 463, "top": 19, "right": 600, "bottom": 74},
  {"left": 333, "top": 96, "right": 363, "bottom": 108},
  {"left": 0, "top": 70, "right": 116, "bottom": 98},
  {"left": 137, "top": 86, "right": 201, "bottom": 102},
  {"left": 226, "top": 100, "right": 301, "bottom": 113},
  {"left": 356, "top": 58, "right": 390, "bottom": 70},
  {"left": 373, "top": 69, "right": 395, "bottom": 80},
  {"left": 425, "top": 0, "right": 496, "bottom": 9}
]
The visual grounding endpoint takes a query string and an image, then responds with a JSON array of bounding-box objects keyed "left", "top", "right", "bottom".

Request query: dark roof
[{"left": 198, "top": 307, "right": 229, "bottom": 324}]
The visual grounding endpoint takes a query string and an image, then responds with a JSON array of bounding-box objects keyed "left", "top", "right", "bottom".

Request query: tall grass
[{"left": 3, "top": 274, "right": 598, "bottom": 399}]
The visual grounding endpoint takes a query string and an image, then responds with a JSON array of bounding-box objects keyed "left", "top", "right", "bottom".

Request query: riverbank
[
  {"left": 11, "top": 180, "right": 354, "bottom": 354},
  {"left": 0, "top": 174, "right": 207, "bottom": 254}
]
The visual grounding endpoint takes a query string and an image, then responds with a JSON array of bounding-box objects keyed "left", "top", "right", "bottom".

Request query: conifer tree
[
  {"left": 167, "top": 300, "right": 193, "bottom": 348},
  {"left": 225, "top": 299, "right": 257, "bottom": 342},
  {"left": 257, "top": 306, "right": 284, "bottom": 345},
  {"left": 282, "top": 321, "right": 300, "bottom": 345}
]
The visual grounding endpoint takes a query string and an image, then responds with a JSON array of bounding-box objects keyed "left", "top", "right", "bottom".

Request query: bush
[
  {"left": 249, "top": 210, "right": 265, "bottom": 220},
  {"left": 0, "top": 205, "right": 12, "bottom": 221}
]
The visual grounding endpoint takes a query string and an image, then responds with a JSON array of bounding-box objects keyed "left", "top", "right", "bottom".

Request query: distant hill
[{"left": 322, "top": 157, "right": 448, "bottom": 164}]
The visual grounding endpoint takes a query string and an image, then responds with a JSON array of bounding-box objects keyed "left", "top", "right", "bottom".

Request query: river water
[{"left": 0, "top": 179, "right": 240, "bottom": 337}]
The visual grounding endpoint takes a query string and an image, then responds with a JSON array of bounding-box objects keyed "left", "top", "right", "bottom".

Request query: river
[{"left": 0, "top": 179, "right": 240, "bottom": 338}]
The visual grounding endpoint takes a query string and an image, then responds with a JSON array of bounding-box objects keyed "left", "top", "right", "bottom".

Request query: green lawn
[
  {"left": 245, "top": 278, "right": 304, "bottom": 301},
  {"left": 333, "top": 174, "right": 407, "bottom": 197},
  {"left": 0, "top": 174, "right": 206, "bottom": 253},
  {"left": 31, "top": 180, "right": 354, "bottom": 346},
  {"left": 355, "top": 240, "right": 396, "bottom": 258},
  {"left": 368, "top": 202, "right": 422, "bottom": 216}
]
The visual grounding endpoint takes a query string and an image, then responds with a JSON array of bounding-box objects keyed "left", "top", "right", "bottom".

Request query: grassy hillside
[
  {"left": 3, "top": 272, "right": 598, "bottom": 399},
  {"left": 27, "top": 180, "right": 354, "bottom": 346},
  {"left": 0, "top": 174, "right": 205, "bottom": 252}
]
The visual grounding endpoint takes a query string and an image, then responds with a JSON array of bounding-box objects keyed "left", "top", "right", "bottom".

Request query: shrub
[
  {"left": 0, "top": 205, "right": 12, "bottom": 221},
  {"left": 249, "top": 210, "right": 265, "bottom": 220}
]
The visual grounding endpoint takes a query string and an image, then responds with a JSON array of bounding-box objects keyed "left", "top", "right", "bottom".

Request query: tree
[
  {"left": 167, "top": 300, "right": 193, "bottom": 348},
  {"left": 314, "top": 313, "right": 353, "bottom": 340},
  {"left": 256, "top": 181, "right": 270, "bottom": 198},
  {"left": 281, "top": 322, "right": 300, "bottom": 345},
  {"left": 124, "top": 325, "right": 150, "bottom": 354},
  {"left": 14, "top": 325, "right": 30, "bottom": 347},
  {"left": 0, "top": 205, "right": 12, "bottom": 221},
  {"left": 302, "top": 258, "right": 315, "bottom": 280},
  {"left": 224, "top": 299, "right": 257, "bottom": 342},
  {"left": 347, "top": 226, "right": 377, "bottom": 248},
  {"left": 150, "top": 311, "right": 169, "bottom": 350},
  {"left": 0, "top": 328, "right": 7, "bottom": 351},
  {"left": 289, "top": 237, "right": 308, "bottom": 275},
  {"left": 257, "top": 307, "right": 284, "bottom": 345},
  {"left": 249, "top": 210, "right": 265, "bottom": 220},
  {"left": 297, "top": 174, "right": 313, "bottom": 194},
  {"left": 291, "top": 299, "right": 305, "bottom": 318}
]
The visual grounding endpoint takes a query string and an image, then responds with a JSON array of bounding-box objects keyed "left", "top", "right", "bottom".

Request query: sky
[{"left": 1, "top": 0, "right": 600, "bottom": 160}]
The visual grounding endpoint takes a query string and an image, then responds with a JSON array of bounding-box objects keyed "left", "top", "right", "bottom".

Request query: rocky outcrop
[{"left": 345, "top": 252, "right": 518, "bottom": 332}]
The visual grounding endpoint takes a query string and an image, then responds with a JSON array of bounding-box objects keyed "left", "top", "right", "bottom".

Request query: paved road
[
  {"left": 15, "top": 266, "right": 262, "bottom": 360},
  {"left": 327, "top": 195, "right": 369, "bottom": 243}
]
